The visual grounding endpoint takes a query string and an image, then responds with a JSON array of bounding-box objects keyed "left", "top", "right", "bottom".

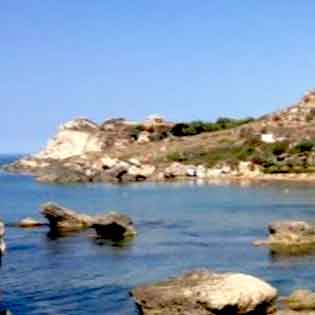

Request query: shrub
[
  {"left": 167, "top": 151, "right": 188, "bottom": 162},
  {"left": 271, "top": 142, "right": 289, "bottom": 156},
  {"left": 170, "top": 117, "right": 254, "bottom": 138},
  {"left": 292, "top": 140, "right": 315, "bottom": 153}
]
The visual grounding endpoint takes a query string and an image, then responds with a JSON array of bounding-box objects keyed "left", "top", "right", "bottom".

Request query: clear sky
[{"left": 1, "top": 1, "right": 315, "bottom": 153}]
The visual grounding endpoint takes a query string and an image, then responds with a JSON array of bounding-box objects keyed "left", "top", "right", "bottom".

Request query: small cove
[{"left": 1, "top": 155, "right": 315, "bottom": 314}]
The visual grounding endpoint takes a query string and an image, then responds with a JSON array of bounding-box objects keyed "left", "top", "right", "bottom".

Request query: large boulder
[
  {"left": 164, "top": 162, "right": 187, "bottom": 178},
  {"left": 254, "top": 221, "right": 315, "bottom": 249},
  {"left": 131, "top": 270, "right": 277, "bottom": 315},
  {"left": 92, "top": 212, "right": 136, "bottom": 240},
  {"left": 41, "top": 202, "right": 94, "bottom": 232},
  {"left": 128, "top": 164, "right": 156, "bottom": 180}
]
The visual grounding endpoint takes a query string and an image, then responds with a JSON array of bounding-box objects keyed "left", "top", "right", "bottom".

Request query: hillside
[{"left": 4, "top": 90, "right": 315, "bottom": 183}]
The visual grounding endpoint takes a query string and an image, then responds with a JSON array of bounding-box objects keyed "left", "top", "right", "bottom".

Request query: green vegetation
[
  {"left": 170, "top": 117, "right": 254, "bottom": 137},
  {"left": 291, "top": 140, "right": 315, "bottom": 153},
  {"left": 166, "top": 138, "right": 315, "bottom": 174}
]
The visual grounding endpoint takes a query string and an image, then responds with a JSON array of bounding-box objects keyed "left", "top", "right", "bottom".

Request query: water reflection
[
  {"left": 93, "top": 236, "right": 134, "bottom": 249},
  {"left": 269, "top": 244, "right": 315, "bottom": 264}
]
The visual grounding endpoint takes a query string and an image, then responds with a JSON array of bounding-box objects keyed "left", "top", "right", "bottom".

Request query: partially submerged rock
[
  {"left": 41, "top": 202, "right": 94, "bottom": 232},
  {"left": 0, "top": 221, "right": 5, "bottom": 255},
  {"left": 0, "top": 221, "right": 4, "bottom": 238},
  {"left": 285, "top": 290, "right": 315, "bottom": 311},
  {"left": 254, "top": 221, "right": 315, "bottom": 250},
  {"left": 17, "top": 217, "right": 46, "bottom": 228},
  {"left": 41, "top": 202, "right": 137, "bottom": 240},
  {"left": 131, "top": 270, "right": 277, "bottom": 315},
  {"left": 92, "top": 212, "right": 136, "bottom": 240}
]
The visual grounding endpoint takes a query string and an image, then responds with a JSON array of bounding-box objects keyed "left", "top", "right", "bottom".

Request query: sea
[{"left": 1, "top": 154, "right": 315, "bottom": 314}]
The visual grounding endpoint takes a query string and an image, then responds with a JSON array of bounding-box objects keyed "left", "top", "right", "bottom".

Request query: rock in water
[
  {"left": 0, "top": 221, "right": 5, "bottom": 255},
  {"left": 0, "top": 221, "right": 4, "bottom": 238},
  {"left": 131, "top": 270, "right": 277, "bottom": 315},
  {"left": 254, "top": 220, "right": 315, "bottom": 252},
  {"left": 41, "top": 202, "right": 94, "bottom": 232},
  {"left": 92, "top": 212, "right": 136, "bottom": 240},
  {"left": 17, "top": 217, "right": 46, "bottom": 228},
  {"left": 285, "top": 289, "right": 315, "bottom": 311}
]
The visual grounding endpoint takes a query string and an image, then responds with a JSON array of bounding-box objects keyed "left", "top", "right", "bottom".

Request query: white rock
[
  {"left": 128, "top": 158, "right": 142, "bottom": 167},
  {"left": 137, "top": 131, "right": 151, "bottom": 144},
  {"left": 128, "top": 165, "right": 156, "bottom": 178},
  {"left": 164, "top": 162, "right": 187, "bottom": 177},
  {"left": 261, "top": 133, "right": 276, "bottom": 144},
  {"left": 196, "top": 165, "right": 207, "bottom": 178},
  {"left": 100, "top": 157, "right": 119, "bottom": 169},
  {"left": 0, "top": 222, "right": 4, "bottom": 238},
  {"left": 207, "top": 168, "right": 223, "bottom": 177},
  {"left": 186, "top": 165, "right": 197, "bottom": 177},
  {"left": 132, "top": 270, "right": 278, "bottom": 315}
]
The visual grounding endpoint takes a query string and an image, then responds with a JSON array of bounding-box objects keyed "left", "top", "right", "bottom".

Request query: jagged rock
[
  {"left": 41, "top": 202, "right": 94, "bottom": 232},
  {"left": 17, "top": 218, "right": 46, "bottom": 228},
  {"left": 285, "top": 290, "right": 315, "bottom": 311},
  {"left": 131, "top": 270, "right": 277, "bottom": 315},
  {"left": 92, "top": 212, "right": 136, "bottom": 240},
  {"left": 254, "top": 221, "right": 315, "bottom": 251}
]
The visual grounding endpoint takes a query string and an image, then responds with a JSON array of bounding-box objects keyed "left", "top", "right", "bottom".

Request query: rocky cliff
[{"left": 5, "top": 90, "right": 315, "bottom": 184}]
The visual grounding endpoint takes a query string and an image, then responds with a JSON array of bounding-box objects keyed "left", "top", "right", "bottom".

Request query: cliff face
[
  {"left": 35, "top": 119, "right": 103, "bottom": 160},
  {"left": 34, "top": 116, "right": 173, "bottom": 161}
]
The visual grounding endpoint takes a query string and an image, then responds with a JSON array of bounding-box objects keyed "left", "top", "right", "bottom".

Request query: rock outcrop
[
  {"left": 254, "top": 220, "right": 315, "bottom": 248},
  {"left": 3, "top": 115, "right": 172, "bottom": 183},
  {"left": 41, "top": 202, "right": 137, "bottom": 240},
  {"left": 131, "top": 270, "right": 277, "bottom": 315},
  {"left": 41, "top": 202, "right": 94, "bottom": 232},
  {"left": 92, "top": 212, "right": 137, "bottom": 240}
]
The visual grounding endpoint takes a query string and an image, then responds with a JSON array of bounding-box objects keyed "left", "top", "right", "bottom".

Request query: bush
[
  {"left": 170, "top": 117, "right": 254, "bottom": 137},
  {"left": 167, "top": 151, "right": 188, "bottom": 162},
  {"left": 292, "top": 140, "right": 315, "bottom": 153},
  {"left": 271, "top": 142, "right": 289, "bottom": 156}
]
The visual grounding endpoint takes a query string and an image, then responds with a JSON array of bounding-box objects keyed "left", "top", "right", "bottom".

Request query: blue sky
[{"left": 1, "top": 1, "right": 315, "bottom": 153}]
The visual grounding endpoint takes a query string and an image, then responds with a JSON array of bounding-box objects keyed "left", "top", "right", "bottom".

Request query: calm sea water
[{"left": 1, "top": 155, "right": 315, "bottom": 314}]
